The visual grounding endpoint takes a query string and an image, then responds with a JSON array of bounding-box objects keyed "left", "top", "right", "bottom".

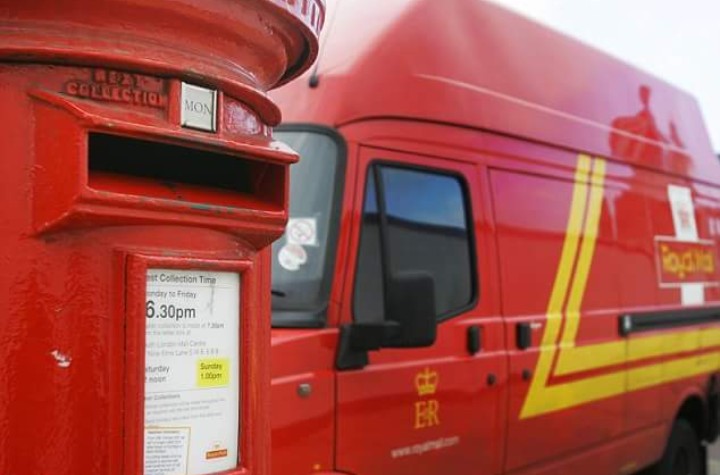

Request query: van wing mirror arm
[{"left": 335, "top": 322, "right": 400, "bottom": 371}]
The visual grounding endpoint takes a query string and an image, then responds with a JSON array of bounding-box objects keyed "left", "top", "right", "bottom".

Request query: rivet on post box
[{"left": 0, "top": 1, "right": 324, "bottom": 475}]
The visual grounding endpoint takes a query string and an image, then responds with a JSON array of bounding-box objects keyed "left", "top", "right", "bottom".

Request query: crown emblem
[{"left": 415, "top": 367, "right": 439, "bottom": 396}]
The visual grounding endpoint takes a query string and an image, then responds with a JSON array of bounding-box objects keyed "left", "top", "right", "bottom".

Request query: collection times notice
[{"left": 144, "top": 269, "right": 240, "bottom": 475}]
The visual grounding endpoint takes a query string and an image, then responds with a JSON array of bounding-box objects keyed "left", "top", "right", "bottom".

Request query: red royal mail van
[{"left": 268, "top": 1, "right": 720, "bottom": 475}]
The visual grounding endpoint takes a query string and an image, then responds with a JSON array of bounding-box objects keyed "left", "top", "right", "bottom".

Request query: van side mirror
[
  {"left": 383, "top": 271, "right": 437, "bottom": 348},
  {"left": 335, "top": 272, "right": 437, "bottom": 370}
]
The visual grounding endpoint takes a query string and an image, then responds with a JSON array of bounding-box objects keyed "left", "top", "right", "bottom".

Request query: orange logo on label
[
  {"left": 656, "top": 237, "right": 719, "bottom": 286},
  {"left": 414, "top": 368, "right": 440, "bottom": 429},
  {"left": 205, "top": 449, "right": 228, "bottom": 460}
]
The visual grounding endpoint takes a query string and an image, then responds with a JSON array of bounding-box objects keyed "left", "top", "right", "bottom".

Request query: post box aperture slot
[{"left": 88, "top": 133, "right": 282, "bottom": 210}]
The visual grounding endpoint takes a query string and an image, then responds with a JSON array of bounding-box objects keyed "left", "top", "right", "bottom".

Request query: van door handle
[
  {"left": 516, "top": 323, "right": 532, "bottom": 350},
  {"left": 467, "top": 325, "right": 482, "bottom": 355}
]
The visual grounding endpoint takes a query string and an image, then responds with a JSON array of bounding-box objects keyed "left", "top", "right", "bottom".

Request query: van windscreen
[{"left": 271, "top": 128, "right": 345, "bottom": 327}]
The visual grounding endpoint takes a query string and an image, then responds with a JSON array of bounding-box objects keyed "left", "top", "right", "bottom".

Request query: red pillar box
[{"left": 0, "top": 1, "right": 323, "bottom": 474}]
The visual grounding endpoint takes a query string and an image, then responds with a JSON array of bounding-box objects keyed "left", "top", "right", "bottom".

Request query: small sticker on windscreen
[
  {"left": 286, "top": 218, "right": 318, "bottom": 247},
  {"left": 278, "top": 243, "right": 308, "bottom": 271}
]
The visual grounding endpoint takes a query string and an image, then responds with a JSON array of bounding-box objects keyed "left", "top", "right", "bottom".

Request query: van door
[
  {"left": 492, "top": 159, "right": 625, "bottom": 474},
  {"left": 334, "top": 147, "right": 506, "bottom": 475}
]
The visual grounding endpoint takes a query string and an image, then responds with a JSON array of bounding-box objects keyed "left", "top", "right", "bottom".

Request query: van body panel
[
  {"left": 271, "top": 329, "right": 338, "bottom": 474},
  {"left": 491, "top": 165, "right": 625, "bottom": 472},
  {"left": 274, "top": 0, "right": 718, "bottom": 184}
]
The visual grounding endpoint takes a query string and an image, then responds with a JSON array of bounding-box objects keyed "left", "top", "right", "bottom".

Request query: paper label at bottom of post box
[
  {"left": 144, "top": 269, "right": 240, "bottom": 475},
  {"left": 144, "top": 428, "right": 190, "bottom": 475}
]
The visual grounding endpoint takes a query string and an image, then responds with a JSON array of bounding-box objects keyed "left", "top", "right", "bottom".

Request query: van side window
[{"left": 354, "top": 164, "right": 474, "bottom": 322}]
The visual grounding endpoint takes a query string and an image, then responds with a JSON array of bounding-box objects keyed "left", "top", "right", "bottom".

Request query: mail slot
[{"left": 0, "top": 1, "right": 324, "bottom": 474}]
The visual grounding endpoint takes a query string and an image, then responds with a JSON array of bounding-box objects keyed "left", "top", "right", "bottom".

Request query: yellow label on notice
[{"left": 196, "top": 358, "right": 230, "bottom": 387}]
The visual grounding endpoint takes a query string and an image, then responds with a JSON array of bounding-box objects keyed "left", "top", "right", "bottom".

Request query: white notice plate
[
  {"left": 144, "top": 269, "right": 240, "bottom": 475},
  {"left": 180, "top": 82, "right": 217, "bottom": 132}
]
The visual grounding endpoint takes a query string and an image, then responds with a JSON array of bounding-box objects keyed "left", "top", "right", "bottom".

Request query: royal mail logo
[
  {"left": 415, "top": 367, "right": 439, "bottom": 396},
  {"left": 206, "top": 441, "right": 228, "bottom": 460},
  {"left": 655, "top": 237, "right": 720, "bottom": 287},
  {"left": 205, "top": 449, "right": 228, "bottom": 460}
]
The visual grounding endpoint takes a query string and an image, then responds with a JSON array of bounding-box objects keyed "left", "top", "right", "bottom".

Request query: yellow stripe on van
[
  {"left": 520, "top": 154, "right": 592, "bottom": 418},
  {"left": 559, "top": 158, "right": 606, "bottom": 348},
  {"left": 521, "top": 155, "right": 720, "bottom": 419},
  {"left": 554, "top": 326, "right": 720, "bottom": 376}
]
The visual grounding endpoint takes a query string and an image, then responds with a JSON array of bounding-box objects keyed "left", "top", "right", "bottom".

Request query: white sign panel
[
  {"left": 180, "top": 82, "right": 217, "bottom": 132},
  {"left": 668, "top": 184, "right": 698, "bottom": 241},
  {"left": 145, "top": 269, "right": 240, "bottom": 475},
  {"left": 667, "top": 184, "right": 704, "bottom": 305}
]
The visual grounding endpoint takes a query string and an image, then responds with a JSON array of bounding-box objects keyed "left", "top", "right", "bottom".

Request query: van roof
[{"left": 272, "top": 0, "right": 720, "bottom": 184}]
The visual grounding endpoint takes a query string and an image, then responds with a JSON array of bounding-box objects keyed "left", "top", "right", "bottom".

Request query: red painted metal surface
[
  {"left": 274, "top": 0, "right": 717, "bottom": 183},
  {"left": 268, "top": 1, "right": 720, "bottom": 475},
  {"left": 0, "top": 1, "right": 323, "bottom": 475},
  {"left": 0, "top": 0, "right": 325, "bottom": 124}
]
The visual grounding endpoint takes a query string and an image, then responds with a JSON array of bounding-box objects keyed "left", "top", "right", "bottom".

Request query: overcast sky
[{"left": 489, "top": 0, "right": 720, "bottom": 152}]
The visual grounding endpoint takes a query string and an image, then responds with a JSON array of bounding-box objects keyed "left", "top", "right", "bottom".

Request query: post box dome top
[{"left": 0, "top": 0, "right": 325, "bottom": 124}]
